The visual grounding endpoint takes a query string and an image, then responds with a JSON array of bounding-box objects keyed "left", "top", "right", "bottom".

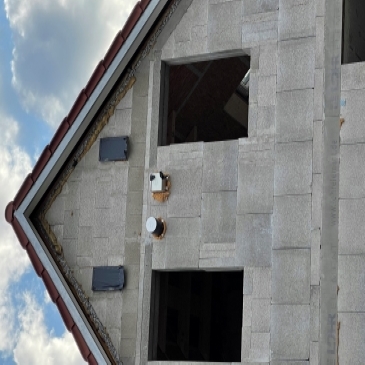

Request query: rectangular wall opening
[
  {"left": 159, "top": 56, "right": 250, "bottom": 145},
  {"left": 148, "top": 270, "right": 243, "bottom": 362},
  {"left": 342, "top": 0, "right": 365, "bottom": 64}
]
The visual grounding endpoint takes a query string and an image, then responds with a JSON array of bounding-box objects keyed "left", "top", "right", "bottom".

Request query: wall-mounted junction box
[{"left": 150, "top": 172, "right": 167, "bottom": 193}]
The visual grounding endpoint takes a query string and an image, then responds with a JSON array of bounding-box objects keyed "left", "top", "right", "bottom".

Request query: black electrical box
[
  {"left": 92, "top": 266, "right": 125, "bottom": 291},
  {"left": 99, "top": 136, "right": 128, "bottom": 162}
]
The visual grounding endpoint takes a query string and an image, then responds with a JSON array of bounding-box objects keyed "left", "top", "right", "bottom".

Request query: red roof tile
[
  {"left": 49, "top": 117, "right": 70, "bottom": 154},
  {"left": 85, "top": 61, "right": 106, "bottom": 98},
  {"left": 103, "top": 31, "right": 125, "bottom": 70},
  {"left": 87, "top": 353, "right": 98, "bottom": 365},
  {"left": 13, "top": 174, "right": 34, "bottom": 210},
  {"left": 31, "top": 145, "right": 52, "bottom": 182},
  {"left": 56, "top": 297, "right": 75, "bottom": 331},
  {"left": 41, "top": 270, "right": 60, "bottom": 303},
  {"left": 121, "top": 3, "right": 143, "bottom": 40},
  {"left": 68, "top": 89, "right": 88, "bottom": 126},
  {"left": 5, "top": 201, "right": 14, "bottom": 223},
  {"left": 12, "top": 217, "right": 29, "bottom": 249},
  {"left": 26, "top": 243, "right": 45, "bottom": 277},
  {"left": 72, "top": 325, "right": 91, "bottom": 361},
  {"left": 140, "top": 0, "right": 152, "bottom": 11}
]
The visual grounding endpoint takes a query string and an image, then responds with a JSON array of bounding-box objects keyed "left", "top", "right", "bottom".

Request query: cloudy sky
[{"left": 0, "top": 0, "right": 135, "bottom": 363}]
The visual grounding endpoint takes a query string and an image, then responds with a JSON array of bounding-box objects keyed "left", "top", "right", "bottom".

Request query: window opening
[
  {"left": 342, "top": 0, "right": 365, "bottom": 64},
  {"left": 159, "top": 56, "right": 250, "bottom": 145},
  {"left": 149, "top": 270, "right": 243, "bottom": 362}
]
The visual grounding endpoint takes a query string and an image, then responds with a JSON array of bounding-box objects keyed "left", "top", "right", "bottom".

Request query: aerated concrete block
[
  {"left": 313, "top": 120, "right": 322, "bottom": 173},
  {"left": 250, "top": 333, "right": 270, "bottom": 362},
  {"left": 311, "top": 174, "right": 322, "bottom": 230},
  {"left": 310, "top": 286, "right": 319, "bottom": 341},
  {"left": 310, "top": 341, "right": 319, "bottom": 365},
  {"left": 311, "top": 228, "right": 320, "bottom": 285},
  {"left": 208, "top": 0, "right": 242, "bottom": 52},
  {"left": 242, "top": 20, "right": 278, "bottom": 47},
  {"left": 338, "top": 313, "right": 365, "bottom": 365},
  {"left": 271, "top": 305, "right": 310, "bottom": 360},
  {"left": 236, "top": 214, "right": 272, "bottom": 267},
  {"left": 165, "top": 236, "right": 199, "bottom": 269},
  {"left": 276, "top": 89, "right": 313, "bottom": 142},
  {"left": 272, "top": 249, "right": 310, "bottom": 304},
  {"left": 164, "top": 217, "right": 201, "bottom": 239},
  {"left": 273, "top": 194, "right": 311, "bottom": 248},
  {"left": 274, "top": 141, "right": 312, "bottom": 195},
  {"left": 64, "top": 181, "right": 80, "bottom": 210},
  {"left": 277, "top": 37, "right": 315, "bottom": 91},
  {"left": 341, "top": 62, "right": 365, "bottom": 91},
  {"left": 243, "top": 0, "right": 279, "bottom": 15},
  {"left": 259, "top": 43, "right": 278, "bottom": 76},
  {"left": 63, "top": 210, "right": 79, "bottom": 239},
  {"left": 251, "top": 299, "right": 270, "bottom": 332},
  {"left": 314, "top": 69, "right": 324, "bottom": 122},
  {"left": 202, "top": 140, "right": 238, "bottom": 192},
  {"left": 338, "top": 255, "right": 365, "bottom": 311},
  {"left": 167, "top": 167, "right": 202, "bottom": 218},
  {"left": 279, "top": 0, "right": 315, "bottom": 40},
  {"left": 340, "top": 144, "right": 365, "bottom": 199},
  {"left": 340, "top": 89, "right": 365, "bottom": 144},
  {"left": 237, "top": 159, "right": 274, "bottom": 214},
  {"left": 315, "top": 17, "right": 324, "bottom": 68},
  {"left": 252, "top": 267, "right": 271, "bottom": 299},
  {"left": 45, "top": 196, "right": 65, "bottom": 225},
  {"left": 339, "top": 198, "right": 365, "bottom": 254},
  {"left": 257, "top": 105, "right": 275, "bottom": 135}
]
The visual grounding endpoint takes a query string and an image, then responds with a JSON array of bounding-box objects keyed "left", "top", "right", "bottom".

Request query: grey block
[
  {"left": 278, "top": 0, "right": 315, "bottom": 40},
  {"left": 250, "top": 46, "right": 260, "bottom": 70},
  {"left": 243, "top": 295, "right": 252, "bottom": 326},
  {"left": 208, "top": 1, "right": 242, "bottom": 52},
  {"left": 248, "top": 102, "right": 258, "bottom": 136},
  {"left": 114, "top": 108, "right": 132, "bottom": 136},
  {"left": 125, "top": 214, "right": 142, "bottom": 239},
  {"left": 274, "top": 141, "right": 312, "bottom": 195},
  {"left": 258, "top": 75, "right": 277, "bottom": 107},
  {"left": 152, "top": 240, "right": 166, "bottom": 270},
  {"left": 250, "top": 332, "right": 270, "bottom": 362},
  {"left": 341, "top": 62, "right": 365, "bottom": 91},
  {"left": 259, "top": 43, "right": 277, "bottom": 76},
  {"left": 78, "top": 226, "right": 93, "bottom": 257},
  {"left": 84, "top": 143, "right": 99, "bottom": 169},
  {"left": 276, "top": 89, "right": 314, "bottom": 142},
  {"left": 79, "top": 196, "right": 94, "bottom": 227},
  {"left": 202, "top": 140, "right": 238, "bottom": 192},
  {"left": 110, "top": 195, "right": 127, "bottom": 227},
  {"left": 127, "top": 168, "right": 144, "bottom": 192},
  {"left": 45, "top": 196, "right": 65, "bottom": 225},
  {"left": 95, "top": 181, "right": 111, "bottom": 209},
  {"left": 122, "top": 289, "right": 139, "bottom": 314},
  {"left": 128, "top": 142, "right": 146, "bottom": 167},
  {"left": 314, "top": 68, "right": 324, "bottom": 122},
  {"left": 312, "top": 120, "right": 322, "bottom": 174},
  {"left": 92, "top": 297, "right": 107, "bottom": 324},
  {"left": 242, "top": 20, "right": 278, "bottom": 47},
  {"left": 120, "top": 338, "right": 136, "bottom": 358},
  {"left": 116, "top": 86, "right": 133, "bottom": 109},
  {"left": 198, "top": 256, "right": 236, "bottom": 269},
  {"left": 165, "top": 236, "right": 199, "bottom": 269},
  {"left": 243, "top": 0, "right": 278, "bottom": 15},
  {"left": 310, "top": 285, "right": 319, "bottom": 341},
  {"left": 315, "top": 16, "right": 324, "bottom": 68},
  {"left": 64, "top": 181, "right": 80, "bottom": 210},
  {"left": 339, "top": 198, "right": 365, "bottom": 254},
  {"left": 338, "top": 313, "right": 365, "bottom": 365},
  {"left": 251, "top": 298, "right": 270, "bottom": 332},
  {"left": 63, "top": 210, "right": 79, "bottom": 239},
  {"left": 311, "top": 228, "right": 320, "bottom": 285},
  {"left": 271, "top": 305, "right": 310, "bottom": 360},
  {"left": 164, "top": 217, "right": 201, "bottom": 239},
  {"left": 244, "top": 268, "right": 253, "bottom": 295},
  {"left": 340, "top": 144, "right": 365, "bottom": 199},
  {"left": 241, "top": 326, "right": 251, "bottom": 360},
  {"left": 272, "top": 249, "right": 310, "bottom": 304},
  {"left": 62, "top": 239, "right": 77, "bottom": 267},
  {"left": 131, "top": 97, "right": 148, "bottom": 143},
  {"left": 126, "top": 192, "right": 143, "bottom": 216},
  {"left": 257, "top": 105, "right": 275, "bottom": 135},
  {"left": 92, "top": 237, "right": 109, "bottom": 265},
  {"left": 236, "top": 214, "right": 272, "bottom": 267},
  {"left": 273, "top": 195, "right": 311, "bottom": 248},
  {"left": 311, "top": 174, "right": 322, "bottom": 230},
  {"left": 237, "top": 158, "right": 274, "bottom": 214},
  {"left": 271, "top": 362, "right": 309, "bottom": 365},
  {"left": 277, "top": 37, "right": 315, "bottom": 91},
  {"left": 310, "top": 341, "right": 319, "bottom": 365},
  {"left": 340, "top": 89, "right": 365, "bottom": 143},
  {"left": 93, "top": 209, "right": 110, "bottom": 238},
  {"left": 124, "top": 265, "right": 140, "bottom": 290},
  {"left": 316, "top": 0, "right": 324, "bottom": 16},
  {"left": 111, "top": 166, "right": 128, "bottom": 195},
  {"left": 105, "top": 297, "right": 123, "bottom": 329},
  {"left": 121, "top": 313, "right": 137, "bottom": 339},
  {"left": 202, "top": 192, "right": 236, "bottom": 243},
  {"left": 338, "top": 255, "right": 365, "bottom": 311},
  {"left": 167, "top": 167, "right": 202, "bottom": 218},
  {"left": 125, "top": 242, "right": 140, "bottom": 265},
  {"left": 252, "top": 267, "right": 271, "bottom": 299}
]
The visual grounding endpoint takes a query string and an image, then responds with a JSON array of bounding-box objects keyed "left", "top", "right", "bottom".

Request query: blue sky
[{"left": 0, "top": 1, "right": 134, "bottom": 363}]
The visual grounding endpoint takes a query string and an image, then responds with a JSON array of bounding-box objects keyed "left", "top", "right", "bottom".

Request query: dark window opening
[
  {"left": 92, "top": 266, "right": 125, "bottom": 291},
  {"left": 148, "top": 271, "right": 243, "bottom": 362},
  {"left": 99, "top": 136, "right": 129, "bottom": 162},
  {"left": 342, "top": 0, "right": 365, "bottom": 64},
  {"left": 159, "top": 56, "right": 250, "bottom": 146}
]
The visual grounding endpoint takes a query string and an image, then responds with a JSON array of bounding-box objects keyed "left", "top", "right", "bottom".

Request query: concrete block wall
[
  {"left": 337, "top": 62, "right": 365, "bottom": 363},
  {"left": 45, "top": 57, "right": 151, "bottom": 363},
  {"left": 142, "top": 0, "right": 324, "bottom": 363}
]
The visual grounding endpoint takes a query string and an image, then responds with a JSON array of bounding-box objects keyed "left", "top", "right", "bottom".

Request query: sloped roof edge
[{"left": 4, "top": 0, "right": 174, "bottom": 363}]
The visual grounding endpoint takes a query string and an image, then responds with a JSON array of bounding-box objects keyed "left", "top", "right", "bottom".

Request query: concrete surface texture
[{"left": 45, "top": 0, "right": 365, "bottom": 363}]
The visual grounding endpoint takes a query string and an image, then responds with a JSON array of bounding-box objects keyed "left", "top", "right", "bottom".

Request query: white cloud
[
  {"left": 13, "top": 292, "right": 83, "bottom": 365},
  {"left": 5, "top": 0, "right": 136, "bottom": 128}
]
